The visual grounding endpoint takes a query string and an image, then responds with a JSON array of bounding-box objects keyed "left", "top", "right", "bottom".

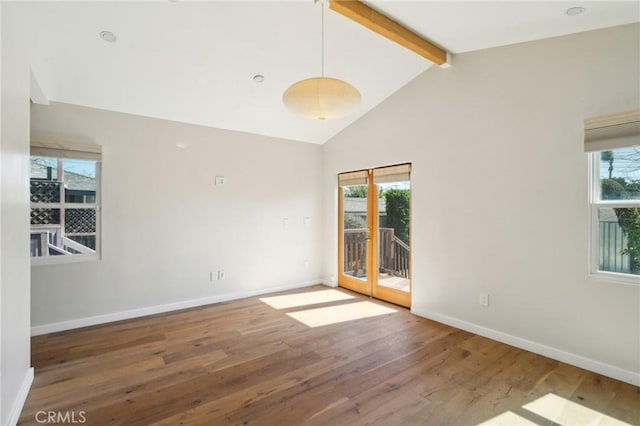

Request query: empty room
[{"left": 1, "top": 1, "right": 639, "bottom": 425}]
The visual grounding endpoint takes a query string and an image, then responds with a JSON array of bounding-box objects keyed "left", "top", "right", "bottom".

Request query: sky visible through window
[
  {"left": 380, "top": 182, "right": 409, "bottom": 190},
  {"left": 64, "top": 159, "right": 96, "bottom": 178},
  {"left": 600, "top": 147, "right": 640, "bottom": 182},
  {"left": 32, "top": 157, "right": 96, "bottom": 179}
]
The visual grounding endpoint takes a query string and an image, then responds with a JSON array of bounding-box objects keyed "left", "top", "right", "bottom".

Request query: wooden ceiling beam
[{"left": 329, "top": 0, "right": 450, "bottom": 66}]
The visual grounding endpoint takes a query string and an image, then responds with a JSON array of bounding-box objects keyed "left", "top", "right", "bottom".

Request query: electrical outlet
[
  {"left": 479, "top": 293, "right": 490, "bottom": 307},
  {"left": 215, "top": 176, "right": 225, "bottom": 186},
  {"left": 217, "top": 270, "right": 225, "bottom": 280}
]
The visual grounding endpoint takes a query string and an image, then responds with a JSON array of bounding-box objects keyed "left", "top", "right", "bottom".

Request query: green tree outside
[
  {"left": 343, "top": 184, "right": 411, "bottom": 245},
  {"left": 344, "top": 186, "right": 367, "bottom": 198},
  {"left": 382, "top": 188, "right": 410, "bottom": 245},
  {"left": 344, "top": 214, "right": 366, "bottom": 229},
  {"left": 601, "top": 150, "right": 614, "bottom": 179},
  {"left": 613, "top": 207, "right": 640, "bottom": 274}
]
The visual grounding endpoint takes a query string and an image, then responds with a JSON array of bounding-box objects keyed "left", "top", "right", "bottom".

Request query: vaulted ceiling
[{"left": 17, "top": 1, "right": 640, "bottom": 144}]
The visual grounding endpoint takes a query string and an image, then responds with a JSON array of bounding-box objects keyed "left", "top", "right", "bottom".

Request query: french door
[{"left": 338, "top": 164, "right": 411, "bottom": 307}]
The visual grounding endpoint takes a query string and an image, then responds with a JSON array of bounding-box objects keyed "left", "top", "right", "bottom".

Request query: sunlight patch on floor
[
  {"left": 286, "top": 301, "right": 397, "bottom": 327},
  {"left": 260, "top": 289, "right": 355, "bottom": 309},
  {"left": 478, "top": 393, "right": 633, "bottom": 426},
  {"left": 476, "top": 411, "right": 538, "bottom": 425},
  {"left": 522, "top": 393, "right": 632, "bottom": 426}
]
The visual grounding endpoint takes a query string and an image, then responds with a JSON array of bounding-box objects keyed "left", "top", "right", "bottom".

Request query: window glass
[
  {"left": 30, "top": 156, "right": 99, "bottom": 260},
  {"left": 30, "top": 156, "right": 58, "bottom": 180},
  {"left": 64, "top": 159, "right": 97, "bottom": 203},
  {"left": 597, "top": 207, "right": 636, "bottom": 275},
  {"left": 342, "top": 185, "right": 368, "bottom": 281},
  {"left": 592, "top": 147, "right": 640, "bottom": 280},
  {"left": 599, "top": 148, "right": 640, "bottom": 200}
]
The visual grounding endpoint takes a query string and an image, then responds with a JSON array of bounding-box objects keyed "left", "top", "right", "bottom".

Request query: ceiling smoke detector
[
  {"left": 566, "top": 7, "right": 586, "bottom": 16},
  {"left": 99, "top": 31, "right": 117, "bottom": 43}
]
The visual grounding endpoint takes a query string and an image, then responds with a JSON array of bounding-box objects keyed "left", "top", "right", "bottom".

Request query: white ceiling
[{"left": 18, "top": 1, "right": 640, "bottom": 144}]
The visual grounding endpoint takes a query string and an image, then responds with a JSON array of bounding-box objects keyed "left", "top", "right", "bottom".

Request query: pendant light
[{"left": 283, "top": 1, "right": 361, "bottom": 121}]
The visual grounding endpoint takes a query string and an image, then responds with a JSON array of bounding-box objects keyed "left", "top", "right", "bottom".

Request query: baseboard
[
  {"left": 411, "top": 307, "right": 640, "bottom": 387},
  {"left": 7, "top": 367, "right": 34, "bottom": 426},
  {"left": 31, "top": 280, "right": 322, "bottom": 336},
  {"left": 319, "top": 278, "right": 338, "bottom": 288}
]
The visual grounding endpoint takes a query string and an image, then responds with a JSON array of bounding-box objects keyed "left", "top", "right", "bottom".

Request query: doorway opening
[{"left": 338, "top": 164, "right": 411, "bottom": 307}]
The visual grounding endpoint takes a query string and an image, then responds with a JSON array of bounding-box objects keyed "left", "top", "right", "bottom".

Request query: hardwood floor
[{"left": 20, "top": 285, "right": 639, "bottom": 425}]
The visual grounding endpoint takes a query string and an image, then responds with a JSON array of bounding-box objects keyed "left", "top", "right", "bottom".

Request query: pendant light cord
[{"left": 321, "top": 2, "right": 325, "bottom": 78}]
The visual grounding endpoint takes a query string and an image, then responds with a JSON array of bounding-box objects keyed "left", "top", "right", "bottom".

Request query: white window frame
[
  {"left": 588, "top": 151, "right": 640, "bottom": 286},
  {"left": 585, "top": 109, "right": 640, "bottom": 285},
  {"left": 30, "top": 139, "right": 102, "bottom": 266}
]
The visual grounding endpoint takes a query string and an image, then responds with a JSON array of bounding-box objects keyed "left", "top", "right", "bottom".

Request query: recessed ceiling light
[
  {"left": 99, "top": 31, "right": 117, "bottom": 43},
  {"left": 253, "top": 75, "right": 265, "bottom": 83},
  {"left": 566, "top": 7, "right": 586, "bottom": 16}
]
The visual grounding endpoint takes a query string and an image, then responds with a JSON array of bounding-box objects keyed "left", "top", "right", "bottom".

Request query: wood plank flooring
[{"left": 19, "top": 285, "right": 640, "bottom": 425}]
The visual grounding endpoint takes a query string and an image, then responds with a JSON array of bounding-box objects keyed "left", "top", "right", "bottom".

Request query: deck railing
[
  {"left": 344, "top": 229, "right": 368, "bottom": 277},
  {"left": 379, "top": 228, "right": 410, "bottom": 278},
  {"left": 345, "top": 221, "right": 630, "bottom": 278},
  {"left": 30, "top": 225, "right": 95, "bottom": 257},
  {"left": 344, "top": 228, "right": 410, "bottom": 278}
]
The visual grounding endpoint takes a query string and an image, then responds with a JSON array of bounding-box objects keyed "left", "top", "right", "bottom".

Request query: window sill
[
  {"left": 588, "top": 270, "right": 640, "bottom": 286},
  {"left": 31, "top": 254, "right": 100, "bottom": 267}
]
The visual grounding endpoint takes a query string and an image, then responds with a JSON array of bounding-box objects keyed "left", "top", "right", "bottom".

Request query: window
[
  {"left": 586, "top": 109, "right": 640, "bottom": 284},
  {"left": 30, "top": 139, "right": 102, "bottom": 264}
]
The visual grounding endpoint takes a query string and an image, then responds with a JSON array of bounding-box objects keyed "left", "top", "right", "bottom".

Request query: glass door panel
[
  {"left": 342, "top": 184, "right": 369, "bottom": 281},
  {"left": 338, "top": 165, "right": 411, "bottom": 307},
  {"left": 338, "top": 180, "right": 372, "bottom": 296},
  {"left": 376, "top": 181, "right": 410, "bottom": 293},
  {"left": 371, "top": 165, "right": 411, "bottom": 307}
]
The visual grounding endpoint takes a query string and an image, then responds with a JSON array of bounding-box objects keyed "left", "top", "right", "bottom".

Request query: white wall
[
  {"left": 30, "top": 103, "right": 324, "bottom": 330},
  {"left": 323, "top": 24, "right": 640, "bottom": 382},
  {"left": 1, "top": 2, "right": 33, "bottom": 424}
]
